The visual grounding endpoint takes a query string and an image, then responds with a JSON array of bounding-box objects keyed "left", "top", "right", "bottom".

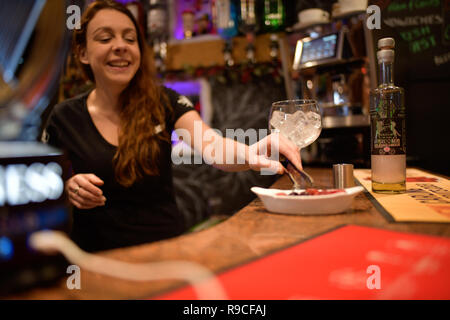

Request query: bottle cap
[
  {"left": 377, "top": 49, "right": 394, "bottom": 63},
  {"left": 333, "top": 163, "right": 355, "bottom": 189},
  {"left": 378, "top": 37, "right": 395, "bottom": 50}
]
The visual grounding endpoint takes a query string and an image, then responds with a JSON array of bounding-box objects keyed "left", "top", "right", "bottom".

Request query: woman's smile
[{"left": 106, "top": 59, "right": 132, "bottom": 72}]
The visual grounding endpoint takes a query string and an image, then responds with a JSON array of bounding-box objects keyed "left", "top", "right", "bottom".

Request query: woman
[{"left": 43, "top": 0, "right": 302, "bottom": 252}]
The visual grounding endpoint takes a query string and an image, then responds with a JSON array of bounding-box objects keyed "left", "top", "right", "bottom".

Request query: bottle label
[{"left": 371, "top": 116, "right": 406, "bottom": 155}]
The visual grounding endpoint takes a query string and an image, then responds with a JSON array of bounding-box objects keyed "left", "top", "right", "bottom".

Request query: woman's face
[{"left": 80, "top": 9, "right": 141, "bottom": 89}]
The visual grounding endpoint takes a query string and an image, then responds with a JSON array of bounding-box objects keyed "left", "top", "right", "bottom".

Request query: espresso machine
[
  {"left": 290, "top": 13, "right": 372, "bottom": 167},
  {"left": 0, "top": 0, "right": 72, "bottom": 295}
]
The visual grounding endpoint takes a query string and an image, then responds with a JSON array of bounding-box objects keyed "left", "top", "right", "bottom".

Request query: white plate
[{"left": 251, "top": 186, "right": 364, "bottom": 215}]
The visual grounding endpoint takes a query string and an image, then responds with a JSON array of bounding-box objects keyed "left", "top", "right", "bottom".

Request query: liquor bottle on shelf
[
  {"left": 238, "top": 0, "right": 258, "bottom": 64},
  {"left": 214, "top": 0, "right": 239, "bottom": 67},
  {"left": 214, "top": 0, "right": 238, "bottom": 40},
  {"left": 238, "top": 0, "right": 257, "bottom": 34},
  {"left": 370, "top": 37, "right": 406, "bottom": 193},
  {"left": 263, "top": 0, "right": 284, "bottom": 32},
  {"left": 147, "top": 0, "right": 168, "bottom": 73},
  {"left": 181, "top": 9, "right": 195, "bottom": 39},
  {"left": 147, "top": 0, "right": 168, "bottom": 40}
]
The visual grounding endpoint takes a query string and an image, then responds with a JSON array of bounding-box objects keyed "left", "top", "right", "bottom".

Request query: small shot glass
[{"left": 333, "top": 163, "right": 355, "bottom": 189}]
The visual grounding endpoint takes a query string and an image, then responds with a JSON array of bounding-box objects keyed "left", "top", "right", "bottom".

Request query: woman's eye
[
  {"left": 125, "top": 38, "right": 136, "bottom": 43},
  {"left": 99, "top": 38, "right": 111, "bottom": 43}
]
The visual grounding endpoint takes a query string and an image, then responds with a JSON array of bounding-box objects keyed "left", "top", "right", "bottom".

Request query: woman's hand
[
  {"left": 66, "top": 174, "right": 106, "bottom": 209},
  {"left": 248, "top": 132, "right": 302, "bottom": 175}
]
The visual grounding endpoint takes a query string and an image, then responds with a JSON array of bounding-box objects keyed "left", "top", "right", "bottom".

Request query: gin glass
[
  {"left": 269, "top": 99, "right": 322, "bottom": 188},
  {"left": 269, "top": 99, "right": 322, "bottom": 149}
]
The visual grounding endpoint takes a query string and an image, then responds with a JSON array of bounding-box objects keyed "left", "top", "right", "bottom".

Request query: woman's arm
[{"left": 174, "top": 110, "right": 302, "bottom": 174}]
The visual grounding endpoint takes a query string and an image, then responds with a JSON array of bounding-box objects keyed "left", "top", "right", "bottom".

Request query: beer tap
[{"left": 269, "top": 34, "right": 279, "bottom": 61}]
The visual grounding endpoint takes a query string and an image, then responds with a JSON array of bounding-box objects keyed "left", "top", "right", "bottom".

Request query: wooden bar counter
[{"left": 9, "top": 168, "right": 450, "bottom": 299}]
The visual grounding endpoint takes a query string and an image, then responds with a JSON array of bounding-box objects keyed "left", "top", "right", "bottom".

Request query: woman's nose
[{"left": 112, "top": 38, "right": 128, "bottom": 53}]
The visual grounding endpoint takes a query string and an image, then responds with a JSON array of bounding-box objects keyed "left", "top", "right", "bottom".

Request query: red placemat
[{"left": 153, "top": 225, "right": 450, "bottom": 300}]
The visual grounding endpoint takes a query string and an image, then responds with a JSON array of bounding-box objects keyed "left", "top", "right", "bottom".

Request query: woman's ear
[{"left": 78, "top": 46, "right": 89, "bottom": 65}]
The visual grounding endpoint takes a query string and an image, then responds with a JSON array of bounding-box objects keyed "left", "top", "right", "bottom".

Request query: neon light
[{"left": 0, "top": 237, "right": 13, "bottom": 260}]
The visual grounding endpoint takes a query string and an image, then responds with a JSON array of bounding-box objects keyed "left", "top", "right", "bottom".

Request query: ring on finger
[{"left": 73, "top": 186, "right": 81, "bottom": 195}]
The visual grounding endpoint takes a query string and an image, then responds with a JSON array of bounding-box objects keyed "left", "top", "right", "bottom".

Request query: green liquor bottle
[{"left": 263, "top": 0, "right": 284, "bottom": 32}]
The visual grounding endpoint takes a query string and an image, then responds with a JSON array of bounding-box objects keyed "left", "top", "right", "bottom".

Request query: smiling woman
[
  {"left": 43, "top": 0, "right": 187, "bottom": 251},
  {"left": 71, "top": 1, "right": 171, "bottom": 188},
  {"left": 41, "top": 0, "right": 302, "bottom": 252}
]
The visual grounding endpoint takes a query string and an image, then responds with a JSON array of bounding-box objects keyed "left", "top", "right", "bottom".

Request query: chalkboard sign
[{"left": 370, "top": 0, "right": 450, "bottom": 81}]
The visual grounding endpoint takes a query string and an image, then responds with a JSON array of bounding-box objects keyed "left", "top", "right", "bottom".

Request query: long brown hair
[{"left": 73, "top": 0, "right": 172, "bottom": 187}]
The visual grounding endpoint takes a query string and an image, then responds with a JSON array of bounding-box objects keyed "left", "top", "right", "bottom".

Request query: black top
[{"left": 43, "top": 87, "right": 197, "bottom": 252}]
